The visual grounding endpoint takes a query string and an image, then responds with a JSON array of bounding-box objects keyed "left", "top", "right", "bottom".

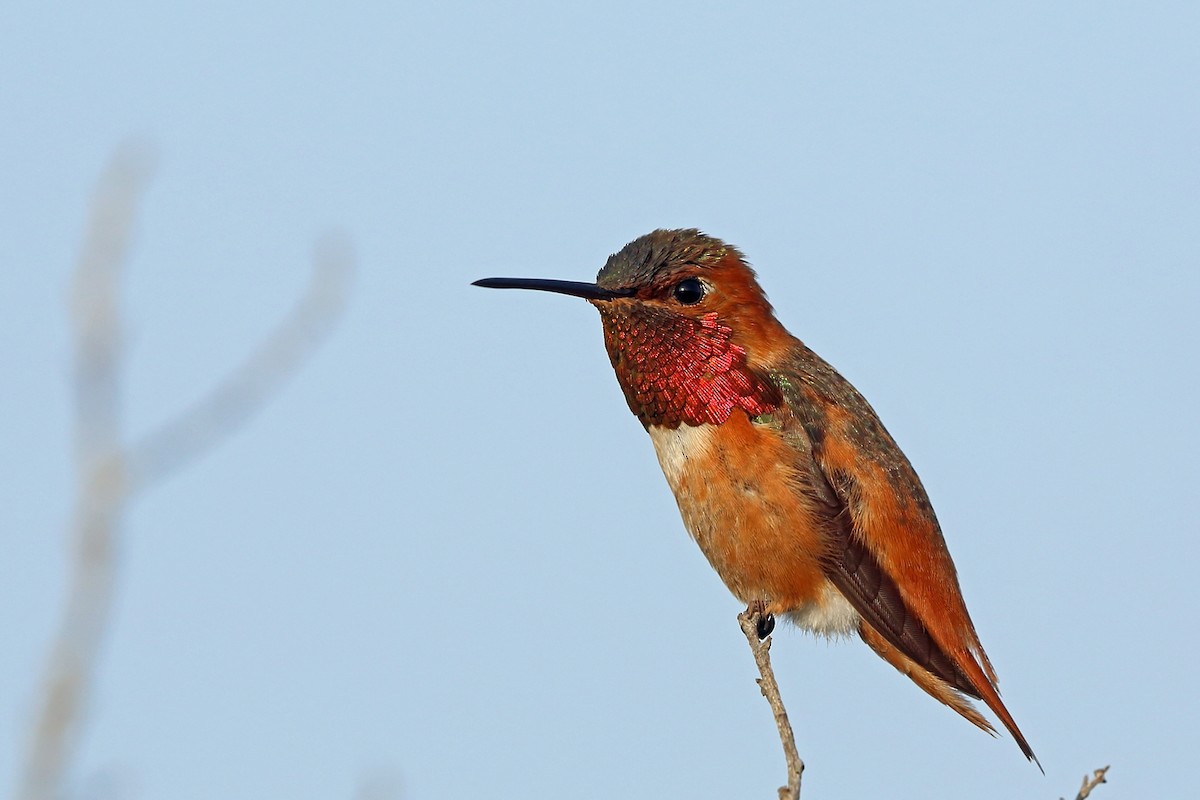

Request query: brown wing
[
  {"left": 771, "top": 355, "right": 1038, "bottom": 765},
  {"left": 814, "top": 476, "right": 981, "bottom": 699},
  {"left": 814, "top": 459, "right": 1038, "bottom": 766}
]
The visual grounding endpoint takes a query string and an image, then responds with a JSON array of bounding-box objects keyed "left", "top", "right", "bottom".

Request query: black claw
[{"left": 756, "top": 613, "right": 776, "bottom": 640}]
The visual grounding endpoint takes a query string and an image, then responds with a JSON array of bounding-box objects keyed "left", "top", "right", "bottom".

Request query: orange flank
[{"left": 647, "top": 413, "right": 835, "bottom": 617}]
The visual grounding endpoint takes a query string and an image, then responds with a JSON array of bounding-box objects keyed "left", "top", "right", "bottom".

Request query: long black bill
[{"left": 472, "top": 277, "right": 632, "bottom": 302}]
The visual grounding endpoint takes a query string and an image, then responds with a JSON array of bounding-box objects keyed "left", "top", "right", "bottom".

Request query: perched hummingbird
[{"left": 473, "top": 229, "right": 1036, "bottom": 764}]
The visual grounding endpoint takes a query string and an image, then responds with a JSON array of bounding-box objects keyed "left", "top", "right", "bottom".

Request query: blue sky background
[{"left": 2, "top": 2, "right": 1197, "bottom": 798}]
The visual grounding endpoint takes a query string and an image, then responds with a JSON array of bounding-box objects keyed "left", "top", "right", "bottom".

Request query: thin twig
[
  {"left": 1067, "top": 765, "right": 1110, "bottom": 800},
  {"left": 738, "top": 606, "right": 803, "bottom": 800},
  {"left": 16, "top": 146, "right": 352, "bottom": 800},
  {"left": 126, "top": 233, "right": 353, "bottom": 491},
  {"left": 17, "top": 145, "right": 152, "bottom": 800}
]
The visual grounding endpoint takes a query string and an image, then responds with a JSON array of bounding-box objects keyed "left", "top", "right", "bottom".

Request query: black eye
[{"left": 672, "top": 278, "right": 706, "bottom": 305}]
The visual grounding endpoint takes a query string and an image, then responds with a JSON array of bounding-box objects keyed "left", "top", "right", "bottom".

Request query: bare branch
[
  {"left": 16, "top": 146, "right": 352, "bottom": 800},
  {"left": 1066, "top": 765, "right": 1110, "bottom": 800},
  {"left": 126, "top": 233, "right": 353, "bottom": 491},
  {"left": 738, "top": 606, "right": 804, "bottom": 800},
  {"left": 17, "top": 145, "right": 153, "bottom": 800}
]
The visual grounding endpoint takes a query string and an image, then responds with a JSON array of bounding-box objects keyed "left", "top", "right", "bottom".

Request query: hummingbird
[{"left": 473, "top": 228, "right": 1036, "bottom": 764}]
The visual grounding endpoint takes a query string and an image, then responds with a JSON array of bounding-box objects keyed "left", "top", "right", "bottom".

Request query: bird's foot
[{"left": 747, "top": 600, "right": 776, "bottom": 640}]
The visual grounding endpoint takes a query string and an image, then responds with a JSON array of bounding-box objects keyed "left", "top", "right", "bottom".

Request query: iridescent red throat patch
[{"left": 599, "top": 305, "right": 780, "bottom": 427}]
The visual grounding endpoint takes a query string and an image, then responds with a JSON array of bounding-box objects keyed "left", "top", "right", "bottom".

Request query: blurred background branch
[{"left": 16, "top": 146, "right": 353, "bottom": 800}]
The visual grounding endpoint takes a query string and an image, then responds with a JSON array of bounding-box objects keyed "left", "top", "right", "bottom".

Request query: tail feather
[{"left": 859, "top": 621, "right": 1041, "bottom": 770}]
